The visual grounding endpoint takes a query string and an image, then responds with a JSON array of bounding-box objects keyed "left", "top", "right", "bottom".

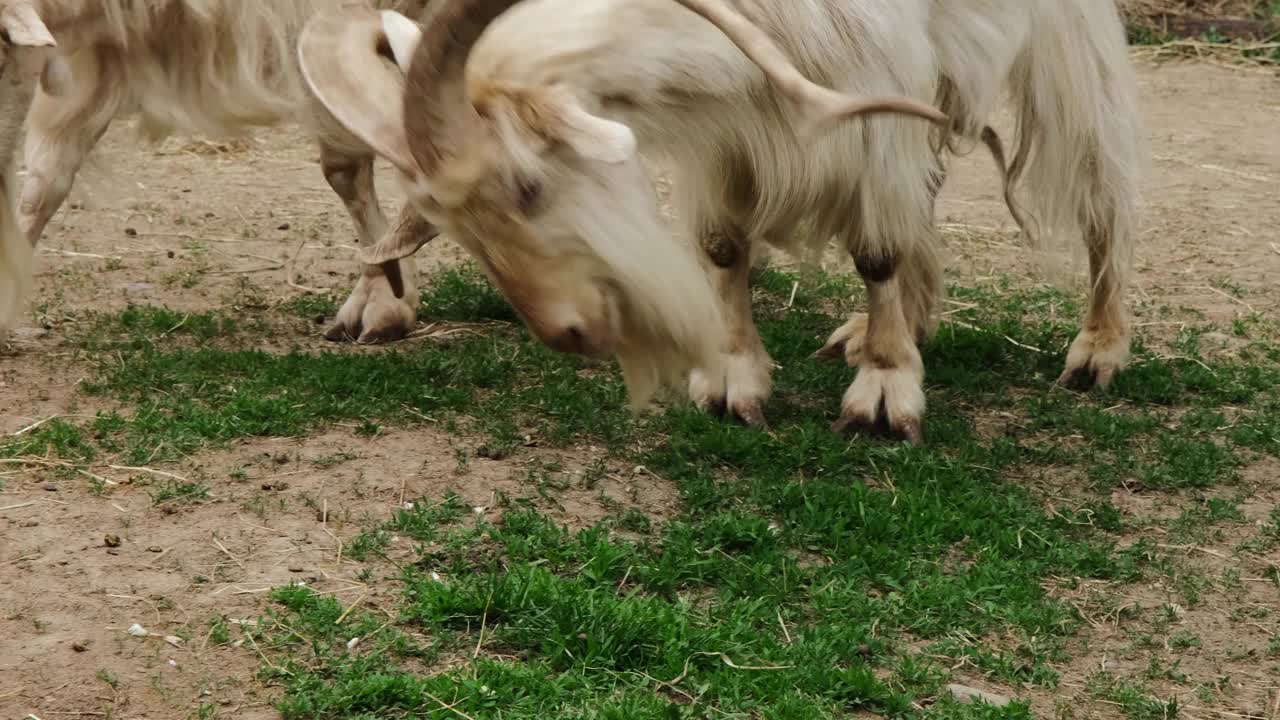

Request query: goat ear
[
  {"left": 550, "top": 91, "right": 637, "bottom": 164},
  {"left": 0, "top": 4, "right": 55, "bottom": 47},
  {"left": 298, "top": 8, "right": 421, "bottom": 180},
  {"left": 379, "top": 11, "right": 421, "bottom": 71}
]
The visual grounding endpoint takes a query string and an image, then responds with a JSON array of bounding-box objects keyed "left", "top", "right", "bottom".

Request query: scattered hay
[{"left": 1121, "top": 0, "right": 1280, "bottom": 67}]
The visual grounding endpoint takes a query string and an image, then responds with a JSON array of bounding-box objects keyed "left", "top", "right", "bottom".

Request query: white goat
[
  {"left": 302, "top": 0, "right": 1143, "bottom": 441},
  {"left": 0, "top": 0, "right": 438, "bottom": 342}
]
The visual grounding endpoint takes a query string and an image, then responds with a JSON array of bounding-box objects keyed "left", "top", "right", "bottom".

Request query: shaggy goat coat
[{"left": 453, "top": 0, "right": 1141, "bottom": 404}]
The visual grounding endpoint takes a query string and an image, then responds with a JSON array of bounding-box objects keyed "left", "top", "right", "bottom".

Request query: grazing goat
[
  {"left": 0, "top": 0, "right": 438, "bottom": 343},
  {"left": 301, "top": 0, "right": 1143, "bottom": 440}
]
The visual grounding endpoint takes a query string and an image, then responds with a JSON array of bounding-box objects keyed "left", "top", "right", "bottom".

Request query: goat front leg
[
  {"left": 319, "top": 145, "right": 428, "bottom": 343},
  {"left": 328, "top": 205, "right": 436, "bottom": 344},
  {"left": 687, "top": 222, "right": 772, "bottom": 428},
  {"left": 817, "top": 167, "right": 944, "bottom": 365},
  {"left": 1059, "top": 218, "right": 1130, "bottom": 388},
  {"left": 20, "top": 54, "right": 123, "bottom": 246},
  {"left": 815, "top": 242, "right": 941, "bottom": 365},
  {"left": 831, "top": 241, "right": 927, "bottom": 444}
]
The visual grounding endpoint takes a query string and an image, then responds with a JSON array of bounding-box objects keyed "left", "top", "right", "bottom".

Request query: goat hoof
[
  {"left": 324, "top": 321, "right": 359, "bottom": 342},
  {"left": 730, "top": 398, "right": 768, "bottom": 429},
  {"left": 834, "top": 366, "right": 926, "bottom": 444},
  {"left": 700, "top": 395, "right": 728, "bottom": 418},
  {"left": 1058, "top": 328, "right": 1129, "bottom": 390},
  {"left": 1057, "top": 365, "right": 1098, "bottom": 390},
  {"left": 356, "top": 324, "right": 409, "bottom": 345},
  {"left": 831, "top": 405, "right": 922, "bottom": 445}
]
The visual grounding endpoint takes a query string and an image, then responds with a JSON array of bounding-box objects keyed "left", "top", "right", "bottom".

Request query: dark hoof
[
  {"left": 324, "top": 321, "right": 359, "bottom": 342},
  {"left": 1057, "top": 365, "right": 1098, "bottom": 391},
  {"left": 831, "top": 403, "right": 922, "bottom": 445},
  {"left": 356, "top": 325, "right": 409, "bottom": 345}
]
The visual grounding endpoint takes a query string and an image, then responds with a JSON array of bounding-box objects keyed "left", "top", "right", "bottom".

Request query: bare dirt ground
[{"left": 2, "top": 59, "right": 1279, "bottom": 719}]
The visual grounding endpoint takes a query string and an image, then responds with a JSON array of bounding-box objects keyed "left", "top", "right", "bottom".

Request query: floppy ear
[
  {"left": 298, "top": 8, "right": 421, "bottom": 179},
  {"left": 545, "top": 87, "right": 637, "bottom": 165},
  {"left": 0, "top": 3, "right": 55, "bottom": 47}
]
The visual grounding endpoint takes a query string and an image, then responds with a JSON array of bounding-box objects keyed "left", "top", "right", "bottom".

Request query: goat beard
[{"left": 561, "top": 176, "right": 728, "bottom": 414}]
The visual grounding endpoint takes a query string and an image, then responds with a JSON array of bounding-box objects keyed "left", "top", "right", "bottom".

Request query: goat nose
[{"left": 546, "top": 324, "right": 588, "bottom": 356}]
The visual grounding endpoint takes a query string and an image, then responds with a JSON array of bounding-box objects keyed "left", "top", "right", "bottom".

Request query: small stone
[
  {"left": 127, "top": 623, "right": 149, "bottom": 637},
  {"left": 288, "top": 566, "right": 305, "bottom": 573},
  {"left": 72, "top": 640, "right": 90, "bottom": 652},
  {"left": 947, "top": 684, "right": 1010, "bottom": 707},
  {"left": 166, "top": 250, "right": 175, "bottom": 259},
  {"left": 43, "top": 483, "right": 58, "bottom": 492},
  {"left": 124, "top": 227, "right": 138, "bottom": 237},
  {"left": 147, "top": 546, "right": 164, "bottom": 553},
  {"left": 106, "top": 549, "right": 119, "bottom": 556},
  {"left": 277, "top": 222, "right": 291, "bottom": 231},
  {"left": 104, "top": 534, "right": 122, "bottom": 548},
  {"left": 19, "top": 519, "right": 38, "bottom": 528},
  {"left": 475, "top": 444, "right": 511, "bottom": 460}
]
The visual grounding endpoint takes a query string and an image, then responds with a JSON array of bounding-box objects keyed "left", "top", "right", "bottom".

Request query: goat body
[
  {"left": 306, "top": 0, "right": 1143, "bottom": 437},
  {"left": 0, "top": 0, "right": 437, "bottom": 340}
]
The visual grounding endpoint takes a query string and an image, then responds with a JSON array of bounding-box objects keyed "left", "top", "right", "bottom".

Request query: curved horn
[
  {"left": 670, "top": 0, "right": 947, "bottom": 139},
  {"left": 0, "top": 3, "right": 55, "bottom": 47},
  {"left": 400, "top": 0, "right": 522, "bottom": 177}
]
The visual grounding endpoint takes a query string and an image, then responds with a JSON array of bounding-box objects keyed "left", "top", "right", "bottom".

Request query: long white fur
[{"left": 461, "top": 0, "right": 1141, "bottom": 395}]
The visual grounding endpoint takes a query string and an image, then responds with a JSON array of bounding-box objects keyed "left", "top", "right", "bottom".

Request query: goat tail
[{"left": 1005, "top": 0, "right": 1144, "bottom": 284}]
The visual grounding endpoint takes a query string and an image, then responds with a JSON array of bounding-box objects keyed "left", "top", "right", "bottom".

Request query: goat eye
[{"left": 515, "top": 179, "right": 542, "bottom": 214}]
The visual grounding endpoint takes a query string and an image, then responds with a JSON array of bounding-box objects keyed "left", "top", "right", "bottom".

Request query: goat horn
[
  {"left": 670, "top": 0, "right": 945, "bottom": 138},
  {"left": 0, "top": 3, "right": 55, "bottom": 47}
]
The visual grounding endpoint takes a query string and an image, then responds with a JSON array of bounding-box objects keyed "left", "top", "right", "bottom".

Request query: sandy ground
[{"left": 1, "top": 58, "right": 1278, "bottom": 719}]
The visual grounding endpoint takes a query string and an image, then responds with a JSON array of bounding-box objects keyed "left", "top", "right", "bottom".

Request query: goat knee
[
  {"left": 853, "top": 248, "right": 898, "bottom": 284},
  {"left": 700, "top": 226, "right": 746, "bottom": 269}
]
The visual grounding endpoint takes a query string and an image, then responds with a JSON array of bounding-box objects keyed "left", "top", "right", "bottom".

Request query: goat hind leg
[
  {"left": 1059, "top": 218, "right": 1130, "bottom": 389},
  {"left": 320, "top": 146, "right": 425, "bottom": 344},
  {"left": 832, "top": 238, "right": 927, "bottom": 445}
]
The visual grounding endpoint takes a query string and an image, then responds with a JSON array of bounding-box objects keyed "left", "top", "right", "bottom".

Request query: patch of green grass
[
  {"left": 147, "top": 479, "right": 212, "bottom": 506},
  {"left": 1086, "top": 672, "right": 1180, "bottom": 720},
  {"left": 280, "top": 293, "right": 339, "bottom": 321},
  {"left": 10, "top": 263, "right": 1280, "bottom": 719},
  {"left": 418, "top": 265, "right": 520, "bottom": 323}
]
